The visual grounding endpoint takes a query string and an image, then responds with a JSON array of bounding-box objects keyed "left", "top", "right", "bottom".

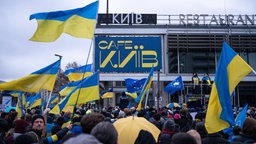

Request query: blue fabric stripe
[
  {"left": 215, "top": 42, "right": 236, "bottom": 126},
  {"left": 64, "top": 64, "right": 92, "bottom": 75},
  {"left": 31, "top": 59, "right": 60, "bottom": 74},
  {"left": 30, "top": 1, "right": 98, "bottom": 21},
  {"left": 50, "top": 95, "right": 58, "bottom": 103}
]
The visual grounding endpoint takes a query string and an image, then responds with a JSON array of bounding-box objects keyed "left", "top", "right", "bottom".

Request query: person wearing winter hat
[
  {"left": 25, "top": 114, "right": 46, "bottom": 144},
  {"left": 13, "top": 120, "right": 29, "bottom": 139},
  {"left": 70, "top": 125, "right": 82, "bottom": 135},
  {"left": 91, "top": 121, "right": 118, "bottom": 144},
  {"left": 157, "top": 119, "right": 179, "bottom": 144},
  {"left": 26, "top": 114, "right": 73, "bottom": 144},
  {"left": 232, "top": 117, "right": 256, "bottom": 143}
]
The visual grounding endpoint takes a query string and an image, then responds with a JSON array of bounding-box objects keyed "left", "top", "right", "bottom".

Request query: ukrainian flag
[
  {"left": 59, "top": 80, "right": 81, "bottom": 96},
  {"left": 50, "top": 95, "right": 58, "bottom": 104},
  {"left": 101, "top": 88, "right": 114, "bottom": 99},
  {"left": 135, "top": 66, "right": 154, "bottom": 110},
  {"left": 205, "top": 42, "right": 253, "bottom": 134},
  {"left": 50, "top": 72, "right": 99, "bottom": 114},
  {"left": 64, "top": 64, "right": 93, "bottom": 82},
  {"left": 30, "top": 1, "right": 99, "bottom": 42},
  {"left": 16, "top": 92, "right": 24, "bottom": 119},
  {"left": 28, "top": 92, "right": 42, "bottom": 109},
  {"left": 0, "top": 59, "right": 60, "bottom": 93}
]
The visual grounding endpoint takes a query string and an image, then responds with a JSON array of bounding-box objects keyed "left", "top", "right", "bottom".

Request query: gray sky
[{"left": 0, "top": 0, "right": 255, "bottom": 81}]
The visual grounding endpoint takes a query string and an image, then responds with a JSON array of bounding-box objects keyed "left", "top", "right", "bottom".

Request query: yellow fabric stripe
[
  {"left": 0, "top": 74, "right": 56, "bottom": 92},
  {"left": 227, "top": 55, "right": 252, "bottom": 94},
  {"left": 29, "top": 99, "right": 41, "bottom": 109},
  {"left": 204, "top": 83, "right": 228, "bottom": 133},
  {"left": 51, "top": 135, "right": 58, "bottom": 142},
  {"left": 59, "top": 86, "right": 76, "bottom": 96},
  {"left": 30, "top": 16, "right": 96, "bottom": 42},
  {"left": 68, "top": 85, "right": 99, "bottom": 105},
  {"left": 67, "top": 72, "right": 93, "bottom": 82}
]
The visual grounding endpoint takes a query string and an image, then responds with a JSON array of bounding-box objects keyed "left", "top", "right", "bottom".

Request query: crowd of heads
[{"left": 0, "top": 104, "right": 255, "bottom": 144}]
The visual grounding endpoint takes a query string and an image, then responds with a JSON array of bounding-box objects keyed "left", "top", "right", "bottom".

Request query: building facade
[{"left": 95, "top": 13, "right": 256, "bottom": 109}]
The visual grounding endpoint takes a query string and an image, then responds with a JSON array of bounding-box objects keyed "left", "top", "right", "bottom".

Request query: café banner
[{"left": 94, "top": 36, "right": 162, "bottom": 72}]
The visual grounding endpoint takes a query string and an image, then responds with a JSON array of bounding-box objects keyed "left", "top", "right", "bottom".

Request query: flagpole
[
  {"left": 157, "top": 70, "right": 160, "bottom": 112},
  {"left": 144, "top": 90, "right": 150, "bottom": 109},
  {"left": 45, "top": 54, "right": 62, "bottom": 110},
  {"left": 252, "top": 69, "right": 256, "bottom": 75},
  {"left": 72, "top": 39, "right": 94, "bottom": 118}
]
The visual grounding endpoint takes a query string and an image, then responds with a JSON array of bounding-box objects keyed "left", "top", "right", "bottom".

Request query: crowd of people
[{"left": 0, "top": 104, "right": 256, "bottom": 144}]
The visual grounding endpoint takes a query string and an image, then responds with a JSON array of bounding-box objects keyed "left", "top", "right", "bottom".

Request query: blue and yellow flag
[
  {"left": 64, "top": 64, "right": 93, "bottom": 82},
  {"left": 29, "top": 1, "right": 99, "bottom": 42},
  {"left": 50, "top": 95, "right": 58, "bottom": 104},
  {"left": 164, "top": 75, "right": 184, "bottom": 94},
  {"left": 40, "top": 95, "right": 47, "bottom": 115},
  {"left": 50, "top": 72, "right": 99, "bottom": 114},
  {"left": 205, "top": 42, "right": 253, "bottom": 134},
  {"left": 0, "top": 59, "right": 60, "bottom": 93},
  {"left": 124, "top": 78, "right": 146, "bottom": 99},
  {"left": 59, "top": 80, "right": 82, "bottom": 96},
  {"left": 135, "top": 66, "right": 154, "bottom": 110},
  {"left": 28, "top": 92, "right": 42, "bottom": 109},
  {"left": 101, "top": 88, "right": 114, "bottom": 99},
  {"left": 16, "top": 92, "right": 24, "bottom": 119}
]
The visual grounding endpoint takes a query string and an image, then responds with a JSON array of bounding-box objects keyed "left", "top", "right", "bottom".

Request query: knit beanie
[
  {"left": 31, "top": 114, "right": 45, "bottom": 125},
  {"left": 14, "top": 119, "right": 29, "bottom": 133}
]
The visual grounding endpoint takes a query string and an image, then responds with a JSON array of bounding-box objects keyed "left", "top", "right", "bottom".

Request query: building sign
[
  {"left": 98, "top": 13, "right": 157, "bottom": 25},
  {"left": 178, "top": 14, "right": 256, "bottom": 26},
  {"left": 97, "top": 13, "right": 255, "bottom": 26},
  {"left": 94, "top": 36, "right": 162, "bottom": 72}
]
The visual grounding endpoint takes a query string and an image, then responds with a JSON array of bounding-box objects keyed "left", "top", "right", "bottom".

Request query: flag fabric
[
  {"left": 205, "top": 42, "right": 253, "bottom": 134},
  {"left": 125, "top": 92, "right": 137, "bottom": 99},
  {"left": 41, "top": 95, "right": 47, "bottom": 115},
  {"left": 64, "top": 64, "right": 93, "bottom": 82},
  {"left": 125, "top": 78, "right": 147, "bottom": 93},
  {"left": 101, "top": 88, "right": 114, "bottom": 99},
  {"left": 164, "top": 75, "right": 184, "bottom": 94},
  {"left": 9, "top": 91, "right": 20, "bottom": 97},
  {"left": 50, "top": 95, "right": 58, "bottom": 104},
  {"left": 16, "top": 92, "right": 24, "bottom": 119},
  {"left": 135, "top": 67, "right": 154, "bottom": 110},
  {"left": 235, "top": 104, "right": 248, "bottom": 128},
  {"left": 25, "top": 95, "right": 33, "bottom": 108},
  {"left": 28, "top": 92, "right": 42, "bottom": 109},
  {"left": 29, "top": 1, "right": 99, "bottom": 42},
  {"left": 50, "top": 72, "right": 99, "bottom": 114},
  {"left": 124, "top": 78, "right": 146, "bottom": 99},
  {"left": 59, "top": 80, "right": 82, "bottom": 96},
  {"left": 0, "top": 59, "right": 61, "bottom": 93}
]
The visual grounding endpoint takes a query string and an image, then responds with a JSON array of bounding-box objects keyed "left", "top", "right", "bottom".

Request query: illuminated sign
[
  {"left": 97, "top": 13, "right": 256, "bottom": 26},
  {"left": 98, "top": 13, "right": 157, "bottom": 25},
  {"left": 94, "top": 37, "right": 162, "bottom": 72}
]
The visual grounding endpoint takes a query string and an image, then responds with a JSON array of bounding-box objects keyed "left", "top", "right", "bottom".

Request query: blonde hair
[{"left": 187, "top": 129, "right": 201, "bottom": 144}]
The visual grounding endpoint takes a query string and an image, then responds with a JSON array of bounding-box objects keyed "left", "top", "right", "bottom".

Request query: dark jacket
[
  {"left": 202, "top": 133, "right": 230, "bottom": 144},
  {"left": 26, "top": 127, "right": 70, "bottom": 144},
  {"left": 231, "top": 134, "right": 256, "bottom": 144}
]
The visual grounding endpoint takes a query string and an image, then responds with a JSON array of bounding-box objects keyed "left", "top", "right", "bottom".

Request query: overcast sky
[{"left": 0, "top": 0, "right": 255, "bottom": 81}]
